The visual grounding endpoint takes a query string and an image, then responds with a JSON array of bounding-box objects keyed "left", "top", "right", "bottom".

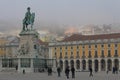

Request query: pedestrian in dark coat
[
  {"left": 89, "top": 67, "right": 93, "bottom": 77},
  {"left": 15, "top": 65, "right": 18, "bottom": 71},
  {"left": 57, "top": 67, "right": 61, "bottom": 77},
  {"left": 112, "top": 67, "right": 115, "bottom": 74},
  {"left": 48, "top": 68, "right": 50, "bottom": 76},
  {"left": 115, "top": 66, "right": 118, "bottom": 74},
  {"left": 71, "top": 66, "right": 75, "bottom": 78},
  {"left": 23, "top": 69, "right": 25, "bottom": 74},
  {"left": 48, "top": 67, "right": 52, "bottom": 76},
  {"left": 65, "top": 66, "right": 70, "bottom": 79},
  {"left": 49, "top": 67, "right": 52, "bottom": 75}
]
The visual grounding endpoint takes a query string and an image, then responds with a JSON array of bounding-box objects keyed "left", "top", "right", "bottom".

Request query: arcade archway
[
  {"left": 114, "top": 59, "right": 119, "bottom": 69},
  {"left": 59, "top": 60, "right": 63, "bottom": 70},
  {"left": 88, "top": 60, "right": 92, "bottom": 70},
  {"left": 101, "top": 59, "right": 106, "bottom": 71},
  {"left": 107, "top": 59, "right": 112, "bottom": 71},
  {"left": 64, "top": 60, "right": 69, "bottom": 69},
  {"left": 70, "top": 60, "right": 74, "bottom": 68},
  {"left": 76, "top": 60, "right": 80, "bottom": 70},
  {"left": 94, "top": 60, "right": 99, "bottom": 72},
  {"left": 82, "top": 60, "right": 86, "bottom": 70}
]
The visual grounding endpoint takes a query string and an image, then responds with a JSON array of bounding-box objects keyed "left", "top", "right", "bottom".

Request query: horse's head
[
  {"left": 31, "top": 13, "right": 35, "bottom": 23},
  {"left": 31, "top": 13, "right": 35, "bottom": 18}
]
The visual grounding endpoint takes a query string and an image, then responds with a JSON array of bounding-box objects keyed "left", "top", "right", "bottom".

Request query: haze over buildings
[{"left": 0, "top": 0, "right": 120, "bottom": 36}]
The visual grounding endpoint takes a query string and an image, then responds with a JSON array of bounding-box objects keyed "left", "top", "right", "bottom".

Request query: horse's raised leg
[
  {"left": 25, "top": 24, "right": 28, "bottom": 31},
  {"left": 23, "top": 25, "right": 25, "bottom": 31},
  {"left": 31, "top": 24, "right": 33, "bottom": 30}
]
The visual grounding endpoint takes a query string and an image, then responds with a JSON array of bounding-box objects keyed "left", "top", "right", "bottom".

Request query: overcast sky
[{"left": 0, "top": 0, "right": 120, "bottom": 34}]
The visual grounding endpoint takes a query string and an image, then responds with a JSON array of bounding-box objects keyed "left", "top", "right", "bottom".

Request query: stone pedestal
[
  {"left": 17, "top": 30, "right": 43, "bottom": 72},
  {"left": 19, "top": 30, "right": 39, "bottom": 57}
]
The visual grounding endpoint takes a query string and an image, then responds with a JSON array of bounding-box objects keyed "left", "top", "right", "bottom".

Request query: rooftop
[{"left": 62, "top": 33, "right": 120, "bottom": 42}]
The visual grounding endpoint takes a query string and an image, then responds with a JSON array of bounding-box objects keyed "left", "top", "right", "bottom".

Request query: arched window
[
  {"left": 76, "top": 60, "right": 80, "bottom": 69},
  {"left": 82, "top": 60, "right": 86, "bottom": 70},
  {"left": 108, "top": 50, "right": 111, "bottom": 57}
]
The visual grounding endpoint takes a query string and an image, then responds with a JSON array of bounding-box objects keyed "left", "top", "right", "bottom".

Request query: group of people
[
  {"left": 48, "top": 66, "right": 94, "bottom": 79},
  {"left": 56, "top": 66, "right": 75, "bottom": 79},
  {"left": 89, "top": 67, "right": 93, "bottom": 77},
  {"left": 65, "top": 66, "right": 75, "bottom": 79},
  {"left": 112, "top": 66, "right": 118, "bottom": 74},
  {"left": 56, "top": 66, "right": 93, "bottom": 79}
]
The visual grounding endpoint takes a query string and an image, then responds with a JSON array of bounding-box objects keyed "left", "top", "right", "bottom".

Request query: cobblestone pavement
[{"left": 0, "top": 71, "right": 120, "bottom": 80}]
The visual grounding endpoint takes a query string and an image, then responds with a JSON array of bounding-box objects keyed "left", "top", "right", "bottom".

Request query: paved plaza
[{"left": 0, "top": 71, "right": 120, "bottom": 80}]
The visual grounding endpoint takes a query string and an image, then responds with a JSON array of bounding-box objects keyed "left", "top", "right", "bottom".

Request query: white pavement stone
[{"left": 0, "top": 71, "right": 119, "bottom": 80}]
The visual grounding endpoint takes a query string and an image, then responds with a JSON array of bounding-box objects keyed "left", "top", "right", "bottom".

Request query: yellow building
[
  {"left": 0, "top": 37, "right": 7, "bottom": 57},
  {"left": 49, "top": 33, "right": 120, "bottom": 71}
]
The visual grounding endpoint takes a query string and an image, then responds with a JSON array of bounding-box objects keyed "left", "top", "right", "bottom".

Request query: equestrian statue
[{"left": 23, "top": 7, "right": 35, "bottom": 31}]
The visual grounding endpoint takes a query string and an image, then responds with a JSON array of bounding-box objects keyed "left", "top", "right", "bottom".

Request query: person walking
[
  {"left": 65, "top": 66, "right": 70, "bottom": 79},
  {"left": 106, "top": 69, "right": 109, "bottom": 74},
  {"left": 71, "top": 66, "right": 75, "bottom": 78},
  {"left": 47, "top": 67, "right": 50, "bottom": 76},
  {"left": 23, "top": 69, "right": 25, "bottom": 74},
  {"left": 89, "top": 67, "right": 93, "bottom": 77},
  {"left": 15, "top": 65, "right": 18, "bottom": 71},
  {"left": 115, "top": 66, "right": 118, "bottom": 74},
  {"left": 49, "top": 67, "right": 52, "bottom": 75},
  {"left": 57, "top": 67, "right": 61, "bottom": 77},
  {"left": 112, "top": 67, "right": 115, "bottom": 74}
]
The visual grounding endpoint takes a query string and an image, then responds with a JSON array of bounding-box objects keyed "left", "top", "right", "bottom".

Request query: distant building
[
  {"left": 102, "top": 25, "right": 111, "bottom": 34},
  {"left": 38, "top": 30, "right": 57, "bottom": 42},
  {"left": 79, "top": 25, "right": 112, "bottom": 35},
  {"left": 49, "top": 33, "right": 120, "bottom": 71},
  {"left": 38, "top": 39, "right": 49, "bottom": 59},
  {"left": 5, "top": 36, "right": 20, "bottom": 57},
  {"left": 0, "top": 37, "right": 7, "bottom": 57}
]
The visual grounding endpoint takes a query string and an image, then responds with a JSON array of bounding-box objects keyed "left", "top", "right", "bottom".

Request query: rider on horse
[{"left": 23, "top": 7, "right": 35, "bottom": 31}]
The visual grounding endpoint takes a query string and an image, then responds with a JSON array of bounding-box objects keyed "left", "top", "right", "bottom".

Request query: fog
[{"left": 0, "top": 0, "right": 120, "bottom": 35}]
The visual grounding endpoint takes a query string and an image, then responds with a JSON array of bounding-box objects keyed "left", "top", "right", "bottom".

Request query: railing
[
  {"left": 101, "top": 55, "right": 105, "bottom": 58},
  {"left": 59, "top": 56, "right": 62, "bottom": 59},
  {"left": 88, "top": 55, "right": 92, "bottom": 58},
  {"left": 114, "top": 54, "right": 118, "bottom": 57},
  {"left": 107, "top": 54, "right": 111, "bottom": 57},
  {"left": 82, "top": 56, "right": 85, "bottom": 59},
  {"left": 76, "top": 55, "right": 80, "bottom": 58},
  {"left": 64, "top": 56, "right": 68, "bottom": 59},
  {"left": 94, "top": 55, "right": 98, "bottom": 58},
  {"left": 70, "top": 56, "right": 74, "bottom": 59}
]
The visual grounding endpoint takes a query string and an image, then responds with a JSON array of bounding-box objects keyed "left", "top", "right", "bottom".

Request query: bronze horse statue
[{"left": 23, "top": 7, "right": 35, "bottom": 31}]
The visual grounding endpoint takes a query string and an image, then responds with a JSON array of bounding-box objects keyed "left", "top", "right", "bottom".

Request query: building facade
[
  {"left": 49, "top": 33, "right": 120, "bottom": 71},
  {"left": 0, "top": 37, "right": 7, "bottom": 57},
  {"left": 0, "top": 30, "right": 50, "bottom": 72},
  {"left": 5, "top": 36, "right": 20, "bottom": 58}
]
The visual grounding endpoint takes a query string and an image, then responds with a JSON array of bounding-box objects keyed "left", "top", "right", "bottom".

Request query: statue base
[{"left": 17, "top": 29, "right": 44, "bottom": 73}]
